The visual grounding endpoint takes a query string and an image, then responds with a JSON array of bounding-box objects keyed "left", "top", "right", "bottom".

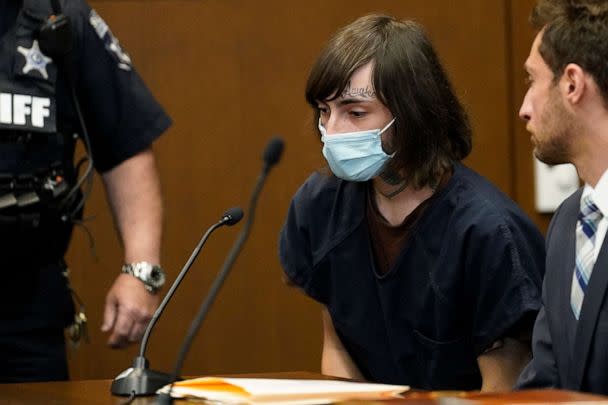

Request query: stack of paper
[{"left": 157, "top": 377, "right": 409, "bottom": 404}]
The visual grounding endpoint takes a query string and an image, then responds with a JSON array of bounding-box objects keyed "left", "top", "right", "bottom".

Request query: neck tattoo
[
  {"left": 377, "top": 181, "right": 408, "bottom": 199},
  {"left": 380, "top": 167, "right": 403, "bottom": 186}
]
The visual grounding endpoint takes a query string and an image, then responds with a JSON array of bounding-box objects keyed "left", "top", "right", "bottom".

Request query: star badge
[{"left": 17, "top": 40, "right": 53, "bottom": 80}]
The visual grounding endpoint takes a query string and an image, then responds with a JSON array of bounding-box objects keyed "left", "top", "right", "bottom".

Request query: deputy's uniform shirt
[
  {"left": 0, "top": 0, "right": 171, "bottom": 332},
  {"left": 280, "top": 163, "right": 545, "bottom": 390}
]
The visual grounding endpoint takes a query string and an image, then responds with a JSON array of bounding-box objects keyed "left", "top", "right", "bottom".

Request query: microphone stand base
[
  {"left": 155, "top": 392, "right": 175, "bottom": 404},
  {"left": 110, "top": 356, "right": 175, "bottom": 397}
]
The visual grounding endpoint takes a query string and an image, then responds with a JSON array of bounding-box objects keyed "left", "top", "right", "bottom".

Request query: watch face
[
  {"left": 149, "top": 266, "right": 166, "bottom": 288},
  {"left": 123, "top": 262, "right": 166, "bottom": 291}
]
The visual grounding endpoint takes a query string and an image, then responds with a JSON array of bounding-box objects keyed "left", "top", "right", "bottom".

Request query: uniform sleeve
[
  {"left": 279, "top": 175, "right": 333, "bottom": 305},
  {"left": 66, "top": 0, "right": 171, "bottom": 172},
  {"left": 279, "top": 182, "right": 315, "bottom": 293},
  {"left": 467, "top": 211, "right": 545, "bottom": 356}
]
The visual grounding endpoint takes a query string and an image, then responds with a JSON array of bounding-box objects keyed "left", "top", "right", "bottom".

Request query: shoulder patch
[{"left": 89, "top": 9, "right": 132, "bottom": 71}]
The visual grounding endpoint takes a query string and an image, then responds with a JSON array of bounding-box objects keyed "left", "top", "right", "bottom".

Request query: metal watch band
[{"left": 121, "top": 261, "right": 166, "bottom": 293}]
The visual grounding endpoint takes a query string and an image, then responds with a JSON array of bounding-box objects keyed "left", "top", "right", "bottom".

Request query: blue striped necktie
[{"left": 571, "top": 195, "right": 603, "bottom": 320}]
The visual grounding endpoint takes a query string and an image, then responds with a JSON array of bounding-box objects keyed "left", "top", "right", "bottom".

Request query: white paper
[{"left": 158, "top": 377, "right": 410, "bottom": 404}]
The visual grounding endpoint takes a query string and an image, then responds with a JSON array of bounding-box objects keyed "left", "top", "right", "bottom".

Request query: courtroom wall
[{"left": 65, "top": 0, "right": 544, "bottom": 379}]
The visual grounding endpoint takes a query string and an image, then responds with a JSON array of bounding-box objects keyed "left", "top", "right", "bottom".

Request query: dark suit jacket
[{"left": 517, "top": 188, "right": 608, "bottom": 394}]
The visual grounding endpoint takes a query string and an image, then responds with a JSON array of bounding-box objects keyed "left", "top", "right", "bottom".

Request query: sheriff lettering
[{"left": 0, "top": 92, "right": 52, "bottom": 129}]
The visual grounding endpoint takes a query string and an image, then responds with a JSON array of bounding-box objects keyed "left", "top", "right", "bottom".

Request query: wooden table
[{"left": 1, "top": 372, "right": 607, "bottom": 404}]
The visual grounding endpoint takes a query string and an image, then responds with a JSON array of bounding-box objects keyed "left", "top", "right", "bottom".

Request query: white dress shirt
[{"left": 582, "top": 169, "right": 608, "bottom": 261}]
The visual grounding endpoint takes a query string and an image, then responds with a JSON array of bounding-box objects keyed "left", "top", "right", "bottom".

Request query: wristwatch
[{"left": 121, "top": 261, "right": 166, "bottom": 294}]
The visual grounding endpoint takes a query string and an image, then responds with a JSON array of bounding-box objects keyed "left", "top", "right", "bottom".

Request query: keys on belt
[{"left": 63, "top": 267, "right": 89, "bottom": 348}]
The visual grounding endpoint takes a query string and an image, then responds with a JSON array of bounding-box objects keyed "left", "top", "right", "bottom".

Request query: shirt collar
[{"left": 584, "top": 169, "right": 608, "bottom": 217}]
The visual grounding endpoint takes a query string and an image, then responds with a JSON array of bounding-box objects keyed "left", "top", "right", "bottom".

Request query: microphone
[
  {"left": 110, "top": 207, "right": 244, "bottom": 397},
  {"left": 263, "top": 137, "right": 284, "bottom": 169},
  {"left": 157, "top": 137, "right": 285, "bottom": 404},
  {"left": 222, "top": 207, "right": 244, "bottom": 226}
]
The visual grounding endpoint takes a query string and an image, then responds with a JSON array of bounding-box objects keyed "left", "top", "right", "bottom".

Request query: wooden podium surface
[{"left": 2, "top": 372, "right": 607, "bottom": 404}]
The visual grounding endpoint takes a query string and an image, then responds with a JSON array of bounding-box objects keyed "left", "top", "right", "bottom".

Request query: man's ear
[{"left": 561, "top": 63, "right": 586, "bottom": 105}]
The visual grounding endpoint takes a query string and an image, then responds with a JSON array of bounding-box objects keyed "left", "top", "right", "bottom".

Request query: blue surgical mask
[{"left": 319, "top": 118, "right": 396, "bottom": 182}]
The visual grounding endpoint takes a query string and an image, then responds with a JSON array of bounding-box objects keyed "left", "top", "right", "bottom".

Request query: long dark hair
[{"left": 306, "top": 15, "right": 472, "bottom": 189}]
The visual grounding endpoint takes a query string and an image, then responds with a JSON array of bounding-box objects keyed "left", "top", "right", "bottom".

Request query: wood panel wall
[
  {"left": 509, "top": 0, "right": 553, "bottom": 231},
  {"left": 64, "top": 0, "right": 540, "bottom": 380}
]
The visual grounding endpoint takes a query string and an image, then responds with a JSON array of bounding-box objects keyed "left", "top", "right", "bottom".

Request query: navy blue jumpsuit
[{"left": 280, "top": 163, "right": 545, "bottom": 390}]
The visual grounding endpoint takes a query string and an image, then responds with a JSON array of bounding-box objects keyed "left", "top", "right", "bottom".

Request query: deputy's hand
[{"left": 101, "top": 273, "right": 160, "bottom": 348}]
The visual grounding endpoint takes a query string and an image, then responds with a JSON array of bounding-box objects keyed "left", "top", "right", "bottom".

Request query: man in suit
[{"left": 516, "top": 0, "right": 608, "bottom": 394}]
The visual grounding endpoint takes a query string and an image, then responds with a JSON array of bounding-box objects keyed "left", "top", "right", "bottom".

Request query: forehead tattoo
[{"left": 340, "top": 81, "right": 376, "bottom": 98}]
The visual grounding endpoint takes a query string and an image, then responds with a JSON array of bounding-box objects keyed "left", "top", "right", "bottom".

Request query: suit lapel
[
  {"left": 569, "top": 235, "right": 608, "bottom": 389},
  {"left": 556, "top": 208, "right": 578, "bottom": 353},
  {"left": 546, "top": 191, "right": 579, "bottom": 377}
]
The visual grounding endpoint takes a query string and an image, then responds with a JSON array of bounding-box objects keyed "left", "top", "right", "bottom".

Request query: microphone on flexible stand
[
  {"left": 157, "top": 137, "right": 285, "bottom": 404},
  {"left": 110, "top": 207, "right": 244, "bottom": 397}
]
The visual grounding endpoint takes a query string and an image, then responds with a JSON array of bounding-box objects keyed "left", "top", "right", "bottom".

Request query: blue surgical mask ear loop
[
  {"left": 380, "top": 117, "right": 396, "bottom": 134},
  {"left": 379, "top": 118, "right": 397, "bottom": 157}
]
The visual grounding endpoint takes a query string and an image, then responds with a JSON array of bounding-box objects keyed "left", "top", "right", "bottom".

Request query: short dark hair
[
  {"left": 305, "top": 14, "right": 472, "bottom": 189},
  {"left": 531, "top": 0, "right": 608, "bottom": 105}
]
